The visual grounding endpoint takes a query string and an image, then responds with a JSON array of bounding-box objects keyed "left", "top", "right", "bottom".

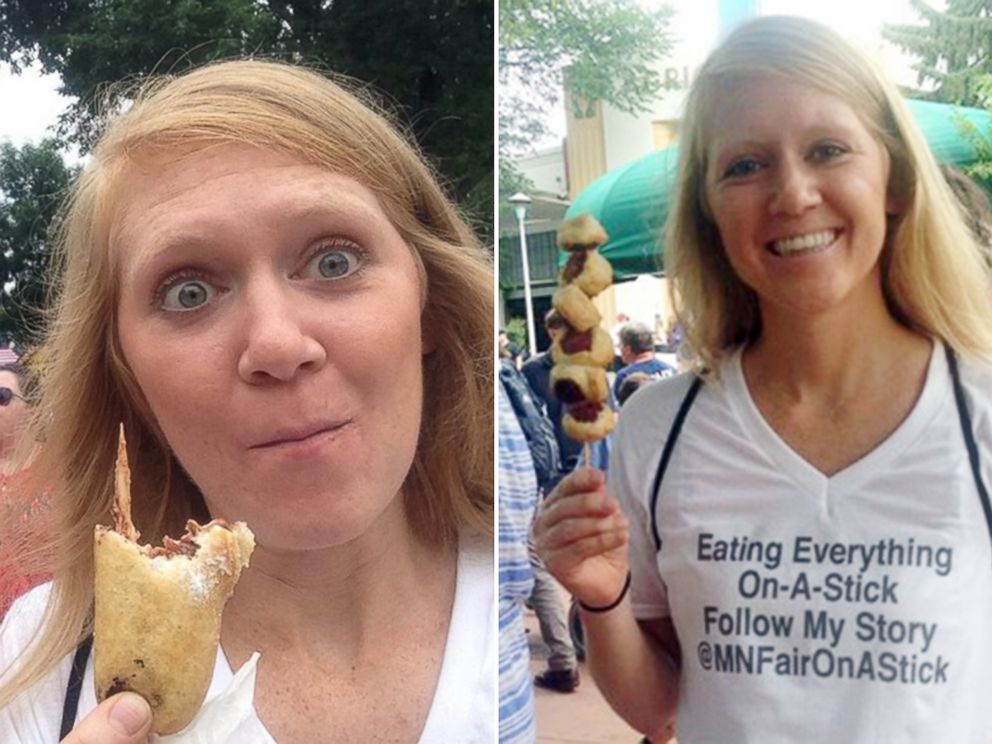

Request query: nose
[
  {"left": 769, "top": 158, "right": 821, "bottom": 217},
  {"left": 237, "top": 277, "right": 326, "bottom": 384}
]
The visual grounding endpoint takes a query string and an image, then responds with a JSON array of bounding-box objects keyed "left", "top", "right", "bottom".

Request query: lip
[{"left": 249, "top": 419, "right": 353, "bottom": 450}]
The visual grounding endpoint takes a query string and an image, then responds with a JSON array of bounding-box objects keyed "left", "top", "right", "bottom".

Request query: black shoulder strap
[
  {"left": 60, "top": 635, "right": 93, "bottom": 739},
  {"left": 945, "top": 345, "right": 992, "bottom": 549},
  {"left": 650, "top": 376, "right": 704, "bottom": 552}
]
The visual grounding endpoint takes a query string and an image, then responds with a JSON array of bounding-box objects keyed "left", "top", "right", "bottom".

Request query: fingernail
[{"left": 109, "top": 692, "right": 151, "bottom": 735}]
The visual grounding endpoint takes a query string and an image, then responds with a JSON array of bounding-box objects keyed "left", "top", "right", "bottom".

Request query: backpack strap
[
  {"left": 649, "top": 376, "right": 703, "bottom": 552},
  {"left": 60, "top": 635, "right": 93, "bottom": 739},
  {"left": 944, "top": 345, "right": 992, "bottom": 549}
]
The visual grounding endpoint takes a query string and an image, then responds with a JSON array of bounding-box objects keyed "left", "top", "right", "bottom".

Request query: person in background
[
  {"left": 616, "top": 372, "right": 654, "bottom": 408},
  {"left": 500, "top": 328, "right": 524, "bottom": 369},
  {"left": 498, "top": 380, "right": 538, "bottom": 743},
  {"left": 0, "top": 363, "right": 51, "bottom": 618},
  {"left": 0, "top": 364, "right": 30, "bottom": 476},
  {"left": 500, "top": 350, "right": 580, "bottom": 693},
  {"left": 536, "top": 15, "right": 992, "bottom": 742},
  {"left": 612, "top": 322, "right": 675, "bottom": 399}
]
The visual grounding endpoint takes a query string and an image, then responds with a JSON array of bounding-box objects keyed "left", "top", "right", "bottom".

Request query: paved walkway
[{"left": 524, "top": 600, "right": 645, "bottom": 743}]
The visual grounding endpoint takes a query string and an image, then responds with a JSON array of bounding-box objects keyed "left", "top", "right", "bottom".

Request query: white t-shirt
[
  {"left": 0, "top": 532, "right": 495, "bottom": 743},
  {"left": 613, "top": 345, "right": 992, "bottom": 743}
]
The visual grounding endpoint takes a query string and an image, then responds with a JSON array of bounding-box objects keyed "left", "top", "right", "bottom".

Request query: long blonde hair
[
  {"left": 0, "top": 59, "right": 493, "bottom": 705},
  {"left": 666, "top": 15, "right": 992, "bottom": 371}
]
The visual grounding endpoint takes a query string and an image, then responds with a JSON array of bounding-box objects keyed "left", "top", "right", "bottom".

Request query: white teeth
[{"left": 771, "top": 230, "right": 838, "bottom": 256}]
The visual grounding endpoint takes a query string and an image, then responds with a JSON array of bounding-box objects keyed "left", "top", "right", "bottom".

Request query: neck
[
  {"left": 744, "top": 287, "right": 931, "bottom": 406},
  {"left": 221, "top": 496, "right": 456, "bottom": 662},
  {"left": 630, "top": 351, "right": 655, "bottom": 364}
]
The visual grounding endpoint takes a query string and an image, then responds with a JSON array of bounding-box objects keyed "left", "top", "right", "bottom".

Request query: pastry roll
[
  {"left": 557, "top": 214, "right": 608, "bottom": 252},
  {"left": 93, "top": 428, "right": 255, "bottom": 735},
  {"left": 551, "top": 326, "right": 614, "bottom": 369},
  {"left": 551, "top": 364, "right": 609, "bottom": 405},
  {"left": 552, "top": 284, "right": 601, "bottom": 332},
  {"left": 562, "top": 402, "right": 617, "bottom": 442},
  {"left": 560, "top": 249, "right": 612, "bottom": 297}
]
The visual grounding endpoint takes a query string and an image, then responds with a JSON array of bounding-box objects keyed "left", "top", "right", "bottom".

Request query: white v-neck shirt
[
  {"left": 0, "top": 532, "right": 494, "bottom": 743},
  {"left": 613, "top": 345, "right": 992, "bottom": 743}
]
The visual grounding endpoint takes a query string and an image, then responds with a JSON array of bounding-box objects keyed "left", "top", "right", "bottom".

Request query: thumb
[{"left": 61, "top": 692, "right": 153, "bottom": 744}]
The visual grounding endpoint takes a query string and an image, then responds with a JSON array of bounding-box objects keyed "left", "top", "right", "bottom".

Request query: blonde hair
[
  {"left": 0, "top": 59, "right": 493, "bottom": 705},
  {"left": 666, "top": 15, "right": 992, "bottom": 371}
]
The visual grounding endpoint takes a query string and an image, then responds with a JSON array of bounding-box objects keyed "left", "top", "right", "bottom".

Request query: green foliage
[
  {"left": 505, "top": 316, "right": 528, "bottom": 351},
  {"left": 0, "top": 0, "right": 494, "bottom": 343},
  {"left": 883, "top": 0, "right": 992, "bottom": 106},
  {"left": 0, "top": 0, "right": 493, "bottom": 231},
  {"left": 499, "top": 0, "right": 674, "bottom": 191},
  {"left": 0, "top": 140, "right": 79, "bottom": 347}
]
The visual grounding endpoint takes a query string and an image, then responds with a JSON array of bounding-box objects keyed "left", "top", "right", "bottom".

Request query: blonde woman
[
  {"left": 0, "top": 60, "right": 494, "bottom": 743},
  {"left": 536, "top": 16, "right": 992, "bottom": 742}
]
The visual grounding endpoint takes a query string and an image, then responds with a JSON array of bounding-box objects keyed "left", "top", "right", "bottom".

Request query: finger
[
  {"left": 543, "top": 525, "right": 629, "bottom": 571},
  {"left": 537, "top": 512, "right": 629, "bottom": 554},
  {"left": 61, "top": 692, "right": 152, "bottom": 744},
  {"left": 542, "top": 467, "right": 606, "bottom": 506},
  {"left": 539, "top": 488, "right": 618, "bottom": 530}
]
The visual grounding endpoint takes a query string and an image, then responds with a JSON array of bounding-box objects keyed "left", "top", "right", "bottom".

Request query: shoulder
[
  {"left": 616, "top": 372, "right": 701, "bottom": 443},
  {"left": 1, "top": 582, "right": 53, "bottom": 659},
  {"left": 0, "top": 583, "right": 69, "bottom": 742},
  {"left": 458, "top": 530, "right": 494, "bottom": 588},
  {"left": 956, "top": 350, "right": 992, "bottom": 396},
  {"left": 420, "top": 532, "right": 495, "bottom": 743}
]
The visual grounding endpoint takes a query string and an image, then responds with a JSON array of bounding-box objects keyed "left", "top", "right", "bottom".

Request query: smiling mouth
[
  {"left": 768, "top": 229, "right": 840, "bottom": 257},
  {"left": 250, "top": 420, "right": 353, "bottom": 450}
]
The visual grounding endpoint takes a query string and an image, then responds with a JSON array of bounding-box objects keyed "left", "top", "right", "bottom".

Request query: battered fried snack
[
  {"left": 551, "top": 364, "right": 609, "bottom": 405},
  {"left": 93, "top": 428, "right": 255, "bottom": 735},
  {"left": 551, "top": 327, "right": 614, "bottom": 369},
  {"left": 556, "top": 214, "right": 609, "bottom": 252},
  {"left": 560, "top": 249, "right": 613, "bottom": 297},
  {"left": 562, "top": 402, "right": 617, "bottom": 441},
  {"left": 552, "top": 284, "right": 601, "bottom": 332},
  {"left": 552, "top": 214, "right": 617, "bottom": 445}
]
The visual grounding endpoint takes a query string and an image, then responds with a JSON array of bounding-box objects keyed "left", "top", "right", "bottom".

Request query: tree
[
  {"left": 0, "top": 0, "right": 492, "bottom": 230},
  {"left": 0, "top": 140, "right": 79, "bottom": 348},
  {"left": 499, "top": 0, "right": 674, "bottom": 191},
  {"left": 883, "top": 0, "right": 992, "bottom": 106}
]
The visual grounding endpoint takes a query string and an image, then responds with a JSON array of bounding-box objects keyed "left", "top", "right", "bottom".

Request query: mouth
[
  {"left": 767, "top": 229, "right": 841, "bottom": 257},
  {"left": 249, "top": 419, "right": 353, "bottom": 450}
]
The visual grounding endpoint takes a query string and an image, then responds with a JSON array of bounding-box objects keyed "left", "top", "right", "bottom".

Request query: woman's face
[
  {"left": 114, "top": 143, "right": 426, "bottom": 550},
  {"left": 704, "top": 76, "right": 896, "bottom": 320},
  {"left": 0, "top": 371, "right": 28, "bottom": 459}
]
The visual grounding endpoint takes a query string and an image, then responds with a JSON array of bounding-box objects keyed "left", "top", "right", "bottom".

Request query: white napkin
[{"left": 152, "top": 652, "right": 270, "bottom": 743}]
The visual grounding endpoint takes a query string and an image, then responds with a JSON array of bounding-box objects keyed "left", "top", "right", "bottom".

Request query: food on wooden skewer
[
  {"left": 550, "top": 326, "right": 614, "bottom": 369},
  {"left": 550, "top": 214, "right": 617, "bottom": 447},
  {"left": 552, "top": 284, "right": 602, "bottom": 332},
  {"left": 93, "top": 427, "right": 255, "bottom": 735}
]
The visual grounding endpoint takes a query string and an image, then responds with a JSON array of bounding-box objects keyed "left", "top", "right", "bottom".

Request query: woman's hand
[
  {"left": 533, "top": 467, "right": 629, "bottom": 607},
  {"left": 61, "top": 692, "right": 152, "bottom": 744}
]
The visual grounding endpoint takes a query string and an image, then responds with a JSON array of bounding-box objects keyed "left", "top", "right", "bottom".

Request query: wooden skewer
[{"left": 583, "top": 442, "right": 591, "bottom": 468}]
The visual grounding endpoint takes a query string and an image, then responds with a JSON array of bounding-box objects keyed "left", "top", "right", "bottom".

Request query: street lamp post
[{"left": 508, "top": 192, "right": 537, "bottom": 358}]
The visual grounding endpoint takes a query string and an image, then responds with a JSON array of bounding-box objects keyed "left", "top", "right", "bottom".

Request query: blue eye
[
  {"left": 161, "top": 279, "right": 217, "bottom": 311},
  {"left": 811, "top": 143, "right": 846, "bottom": 162},
  {"left": 723, "top": 157, "right": 763, "bottom": 179},
  {"left": 303, "top": 246, "right": 362, "bottom": 280}
]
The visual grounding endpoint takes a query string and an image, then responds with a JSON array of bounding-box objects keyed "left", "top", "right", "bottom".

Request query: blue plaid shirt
[{"left": 498, "top": 380, "right": 538, "bottom": 743}]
